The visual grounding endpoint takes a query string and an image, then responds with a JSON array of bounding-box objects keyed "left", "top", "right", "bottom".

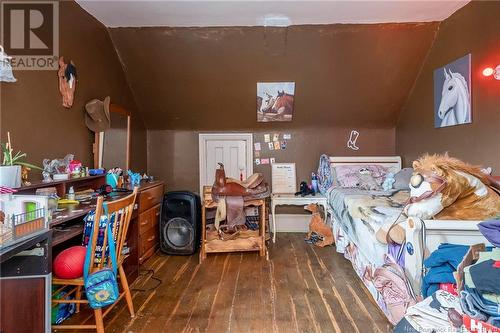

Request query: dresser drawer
[
  {"left": 139, "top": 184, "right": 164, "bottom": 212},
  {"left": 139, "top": 227, "right": 158, "bottom": 260},
  {"left": 138, "top": 204, "right": 160, "bottom": 235}
]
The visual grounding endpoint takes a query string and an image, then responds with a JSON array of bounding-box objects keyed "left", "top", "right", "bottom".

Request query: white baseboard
[{"left": 273, "top": 214, "right": 310, "bottom": 233}]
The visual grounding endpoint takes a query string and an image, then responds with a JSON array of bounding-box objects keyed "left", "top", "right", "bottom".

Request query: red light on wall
[
  {"left": 482, "top": 65, "right": 500, "bottom": 80},
  {"left": 482, "top": 67, "right": 495, "bottom": 77}
]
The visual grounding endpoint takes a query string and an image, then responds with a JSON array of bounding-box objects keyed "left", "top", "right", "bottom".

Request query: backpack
[{"left": 83, "top": 204, "right": 120, "bottom": 309}]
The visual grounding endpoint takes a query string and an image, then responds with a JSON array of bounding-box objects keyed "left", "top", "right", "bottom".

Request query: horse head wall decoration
[
  {"left": 58, "top": 56, "right": 77, "bottom": 108},
  {"left": 437, "top": 68, "right": 470, "bottom": 127}
]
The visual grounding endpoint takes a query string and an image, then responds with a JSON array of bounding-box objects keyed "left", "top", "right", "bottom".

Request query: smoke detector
[{"left": 259, "top": 15, "right": 292, "bottom": 27}]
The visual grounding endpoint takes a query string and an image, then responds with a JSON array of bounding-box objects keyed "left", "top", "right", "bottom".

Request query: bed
[{"left": 324, "top": 156, "right": 490, "bottom": 323}]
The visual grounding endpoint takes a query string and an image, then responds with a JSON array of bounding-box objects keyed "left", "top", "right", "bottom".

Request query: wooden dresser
[{"left": 135, "top": 181, "right": 164, "bottom": 264}]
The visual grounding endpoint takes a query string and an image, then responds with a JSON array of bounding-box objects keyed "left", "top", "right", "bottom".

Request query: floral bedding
[{"left": 326, "top": 187, "right": 414, "bottom": 323}]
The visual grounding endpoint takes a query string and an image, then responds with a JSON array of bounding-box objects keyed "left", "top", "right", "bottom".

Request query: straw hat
[{"left": 85, "top": 96, "right": 110, "bottom": 132}]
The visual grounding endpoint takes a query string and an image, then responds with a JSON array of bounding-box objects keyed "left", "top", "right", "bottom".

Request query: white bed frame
[{"left": 328, "top": 156, "right": 489, "bottom": 295}]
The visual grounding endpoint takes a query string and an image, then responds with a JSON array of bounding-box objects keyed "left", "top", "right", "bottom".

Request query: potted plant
[{"left": 1, "top": 132, "right": 41, "bottom": 188}]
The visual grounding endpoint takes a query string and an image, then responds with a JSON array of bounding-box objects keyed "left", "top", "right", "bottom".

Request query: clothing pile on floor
[
  {"left": 421, "top": 243, "right": 470, "bottom": 298},
  {"left": 459, "top": 219, "right": 500, "bottom": 329},
  {"left": 394, "top": 218, "right": 500, "bottom": 332}
]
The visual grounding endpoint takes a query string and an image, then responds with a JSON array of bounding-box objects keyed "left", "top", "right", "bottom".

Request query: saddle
[
  {"left": 212, "top": 163, "right": 267, "bottom": 197},
  {"left": 211, "top": 163, "right": 269, "bottom": 237}
]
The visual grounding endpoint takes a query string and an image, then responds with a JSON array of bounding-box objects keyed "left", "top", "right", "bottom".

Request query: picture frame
[
  {"left": 257, "top": 82, "right": 295, "bottom": 122},
  {"left": 433, "top": 54, "right": 472, "bottom": 128},
  {"left": 271, "top": 163, "right": 297, "bottom": 194}
]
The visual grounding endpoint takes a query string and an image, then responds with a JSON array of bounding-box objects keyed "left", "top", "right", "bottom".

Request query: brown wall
[
  {"left": 397, "top": 1, "right": 500, "bottom": 171},
  {"left": 148, "top": 127, "right": 395, "bottom": 193},
  {"left": 109, "top": 23, "right": 438, "bottom": 189},
  {"left": 0, "top": 1, "right": 147, "bottom": 177},
  {"left": 109, "top": 23, "right": 437, "bottom": 131}
]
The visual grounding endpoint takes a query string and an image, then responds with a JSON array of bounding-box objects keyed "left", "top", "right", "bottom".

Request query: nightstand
[{"left": 270, "top": 193, "right": 328, "bottom": 243}]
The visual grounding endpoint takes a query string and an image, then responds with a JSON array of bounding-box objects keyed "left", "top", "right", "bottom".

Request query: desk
[
  {"left": 270, "top": 193, "right": 328, "bottom": 243},
  {"left": 15, "top": 177, "right": 164, "bottom": 283}
]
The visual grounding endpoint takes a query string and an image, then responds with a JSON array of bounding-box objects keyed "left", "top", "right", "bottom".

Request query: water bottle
[{"left": 311, "top": 172, "right": 319, "bottom": 194}]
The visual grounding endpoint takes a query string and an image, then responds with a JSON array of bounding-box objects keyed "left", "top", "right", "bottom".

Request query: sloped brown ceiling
[{"left": 108, "top": 23, "right": 438, "bottom": 131}]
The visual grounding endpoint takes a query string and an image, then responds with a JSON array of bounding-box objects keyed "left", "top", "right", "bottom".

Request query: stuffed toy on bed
[{"left": 405, "top": 154, "right": 500, "bottom": 220}]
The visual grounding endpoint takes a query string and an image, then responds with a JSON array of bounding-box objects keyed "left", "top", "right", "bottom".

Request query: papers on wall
[
  {"left": 271, "top": 163, "right": 297, "bottom": 194},
  {"left": 255, "top": 132, "right": 293, "bottom": 166}
]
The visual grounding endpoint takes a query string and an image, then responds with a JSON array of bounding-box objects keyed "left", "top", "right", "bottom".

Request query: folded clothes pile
[
  {"left": 459, "top": 220, "right": 500, "bottom": 328},
  {"left": 421, "top": 243, "right": 470, "bottom": 298}
]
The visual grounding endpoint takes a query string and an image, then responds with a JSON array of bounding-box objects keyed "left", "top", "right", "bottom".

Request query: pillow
[
  {"left": 393, "top": 168, "right": 413, "bottom": 190},
  {"left": 334, "top": 164, "right": 388, "bottom": 188}
]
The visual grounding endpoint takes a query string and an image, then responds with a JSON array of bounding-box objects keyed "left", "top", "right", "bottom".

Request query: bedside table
[{"left": 270, "top": 193, "right": 328, "bottom": 243}]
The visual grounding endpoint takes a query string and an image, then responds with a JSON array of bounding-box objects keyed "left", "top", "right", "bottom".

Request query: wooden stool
[{"left": 199, "top": 187, "right": 267, "bottom": 263}]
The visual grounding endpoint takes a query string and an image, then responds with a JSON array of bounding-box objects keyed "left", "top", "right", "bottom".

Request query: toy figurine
[
  {"left": 21, "top": 166, "right": 31, "bottom": 186},
  {"left": 304, "top": 204, "right": 334, "bottom": 247},
  {"left": 295, "top": 181, "right": 315, "bottom": 197}
]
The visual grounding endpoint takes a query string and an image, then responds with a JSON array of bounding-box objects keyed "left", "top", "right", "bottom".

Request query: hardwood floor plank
[
  {"left": 204, "top": 253, "right": 244, "bottom": 333},
  {"left": 63, "top": 233, "right": 391, "bottom": 333},
  {"left": 308, "top": 243, "right": 390, "bottom": 332}
]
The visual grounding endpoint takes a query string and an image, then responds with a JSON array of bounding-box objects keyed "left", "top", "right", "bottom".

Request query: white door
[{"left": 199, "top": 134, "right": 253, "bottom": 194}]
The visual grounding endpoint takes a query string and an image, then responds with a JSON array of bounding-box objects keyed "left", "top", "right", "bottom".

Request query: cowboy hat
[{"left": 85, "top": 96, "right": 110, "bottom": 132}]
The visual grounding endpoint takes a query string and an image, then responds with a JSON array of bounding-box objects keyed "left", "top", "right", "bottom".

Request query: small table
[{"left": 271, "top": 193, "right": 328, "bottom": 243}]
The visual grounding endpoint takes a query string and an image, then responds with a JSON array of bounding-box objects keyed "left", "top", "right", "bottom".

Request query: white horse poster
[
  {"left": 257, "top": 82, "right": 295, "bottom": 122},
  {"left": 434, "top": 54, "right": 471, "bottom": 128}
]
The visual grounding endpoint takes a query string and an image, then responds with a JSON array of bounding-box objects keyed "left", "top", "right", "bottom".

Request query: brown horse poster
[{"left": 257, "top": 82, "right": 295, "bottom": 122}]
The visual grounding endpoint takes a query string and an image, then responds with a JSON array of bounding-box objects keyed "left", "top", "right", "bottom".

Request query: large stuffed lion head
[{"left": 405, "top": 154, "right": 500, "bottom": 220}]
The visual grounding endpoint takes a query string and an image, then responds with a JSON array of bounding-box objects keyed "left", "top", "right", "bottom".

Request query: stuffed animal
[
  {"left": 295, "top": 181, "right": 315, "bottom": 197},
  {"left": 304, "top": 203, "right": 334, "bottom": 247},
  {"left": 382, "top": 172, "right": 396, "bottom": 191},
  {"left": 357, "top": 168, "right": 379, "bottom": 190},
  {"left": 405, "top": 154, "right": 500, "bottom": 220}
]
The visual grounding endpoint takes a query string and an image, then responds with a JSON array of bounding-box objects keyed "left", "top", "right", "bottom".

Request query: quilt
[{"left": 326, "top": 187, "right": 414, "bottom": 323}]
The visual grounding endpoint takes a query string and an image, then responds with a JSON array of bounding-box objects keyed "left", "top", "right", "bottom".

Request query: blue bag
[{"left": 83, "top": 204, "right": 120, "bottom": 309}]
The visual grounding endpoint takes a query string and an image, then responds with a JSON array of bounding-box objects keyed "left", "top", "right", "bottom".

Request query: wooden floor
[{"left": 61, "top": 233, "right": 391, "bottom": 333}]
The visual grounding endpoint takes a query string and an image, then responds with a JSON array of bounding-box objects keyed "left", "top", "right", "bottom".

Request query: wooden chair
[{"left": 52, "top": 188, "right": 138, "bottom": 333}]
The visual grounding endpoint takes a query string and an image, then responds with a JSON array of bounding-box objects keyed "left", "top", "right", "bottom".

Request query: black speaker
[{"left": 160, "top": 191, "right": 201, "bottom": 255}]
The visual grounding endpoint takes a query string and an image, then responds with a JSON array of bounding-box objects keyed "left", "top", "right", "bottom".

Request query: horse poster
[
  {"left": 257, "top": 82, "right": 295, "bottom": 122},
  {"left": 433, "top": 54, "right": 471, "bottom": 128}
]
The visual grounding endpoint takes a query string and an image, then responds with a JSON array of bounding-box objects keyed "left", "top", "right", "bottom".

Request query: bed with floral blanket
[
  {"left": 326, "top": 187, "right": 414, "bottom": 323},
  {"left": 322, "top": 156, "right": 490, "bottom": 325}
]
